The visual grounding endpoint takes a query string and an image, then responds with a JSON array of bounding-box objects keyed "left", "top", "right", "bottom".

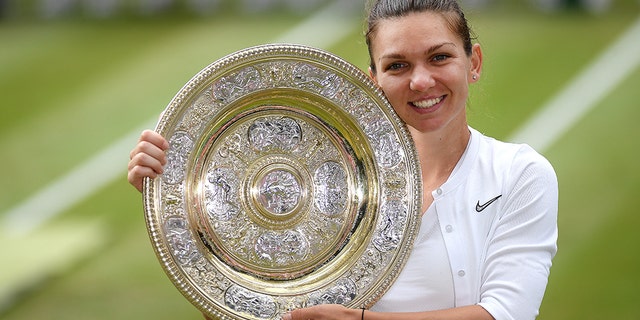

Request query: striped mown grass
[{"left": 1, "top": 6, "right": 639, "bottom": 320}]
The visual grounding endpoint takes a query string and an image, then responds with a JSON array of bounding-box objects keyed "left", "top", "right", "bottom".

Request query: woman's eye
[
  {"left": 386, "top": 63, "right": 405, "bottom": 71},
  {"left": 432, "top": 54, "right": 449, "bottom": 62}
]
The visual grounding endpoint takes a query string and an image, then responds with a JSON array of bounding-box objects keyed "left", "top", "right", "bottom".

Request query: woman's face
[{"left": 369, "top": 11, "right": 482, "bottom": 134}]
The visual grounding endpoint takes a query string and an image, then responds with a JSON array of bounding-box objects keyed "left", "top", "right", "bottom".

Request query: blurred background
[{"left": 1, "top": 0, "right": 639, "bottom": 319}]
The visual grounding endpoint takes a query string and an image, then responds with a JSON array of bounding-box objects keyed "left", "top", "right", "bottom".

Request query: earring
[{"left": 472, "top": 74, "right": 478, "bottom": 81}]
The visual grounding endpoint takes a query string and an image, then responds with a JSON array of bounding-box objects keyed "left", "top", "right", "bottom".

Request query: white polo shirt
[{"left": 371, "top": 127, "right": 558, "bottom": 320}]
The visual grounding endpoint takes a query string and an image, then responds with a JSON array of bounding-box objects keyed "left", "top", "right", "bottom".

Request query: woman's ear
[
  {"left": 368, "top": 66, "right": 379, "bottom": 86},
  {"left": 470, "top": 43, "right": 483, "bottom": 82}
]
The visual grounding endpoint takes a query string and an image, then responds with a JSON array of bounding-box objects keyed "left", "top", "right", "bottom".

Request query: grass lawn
[{"left": 1, "top": 5, "right": 639, "bottom": 320}]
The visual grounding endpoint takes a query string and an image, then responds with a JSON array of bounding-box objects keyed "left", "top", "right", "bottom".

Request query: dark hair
[{"left": 365, "top": 0, "right": 475, "bottom": 73}]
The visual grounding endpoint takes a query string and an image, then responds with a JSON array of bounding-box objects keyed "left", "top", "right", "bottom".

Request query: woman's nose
[{"left": 409, "top": 67, "right": 435, "bottom": 92}]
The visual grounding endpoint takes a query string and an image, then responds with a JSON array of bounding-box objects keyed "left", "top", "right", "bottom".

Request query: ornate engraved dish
[{"left": 143, "top": 44, "right": 422, "bottom": 319}]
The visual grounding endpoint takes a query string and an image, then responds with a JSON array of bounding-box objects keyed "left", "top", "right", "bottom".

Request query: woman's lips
[{"left": 410, "top": 95, "right": 444, "bottom": 109}]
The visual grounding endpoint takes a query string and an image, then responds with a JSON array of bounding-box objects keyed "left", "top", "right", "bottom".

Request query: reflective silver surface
[{"left": 144, "top": 44, "right": 422, "bottom": 319}]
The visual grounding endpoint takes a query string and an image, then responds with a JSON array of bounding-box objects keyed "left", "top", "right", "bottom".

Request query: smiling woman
[
  {"left": 279, "top": 1, "right": 557, "bottom": 319},
  {"left": 350, "top": 2, "right": 556, "bottom": 319},
  {"left": 128, "top": 1, "right": 558, "bottom": 320},
  {"left": 368, "top": 12, "right": 480, "bottom": 137}
]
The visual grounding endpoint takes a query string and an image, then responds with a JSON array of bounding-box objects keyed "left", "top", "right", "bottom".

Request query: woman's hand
[
  {"left": 281, "top": 304, "right": 494, "bottom": 320},
  {"left": 282, "top": 305, "right": 361, "bottom": 320},
  {"left": 127, "top": 130, "right": 169, "bottom": 192}
]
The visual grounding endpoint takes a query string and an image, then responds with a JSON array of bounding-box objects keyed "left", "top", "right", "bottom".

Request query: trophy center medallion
[{"left": 254, "top": 165, "right": 302, "bottom": 218}]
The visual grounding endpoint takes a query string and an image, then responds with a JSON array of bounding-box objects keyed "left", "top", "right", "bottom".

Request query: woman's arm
[
  {"left": 478, "top": 147, "right": 558, "bottom": 319},
  {"left": 283, "top": 304, "right": 493, "bottom": 320}
]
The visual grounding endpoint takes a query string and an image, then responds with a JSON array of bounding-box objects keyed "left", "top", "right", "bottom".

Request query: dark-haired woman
[
  {"left": 282, "top": 1, "right": 558, "bottom": 319},
  {"left": 128, "top": 1, "right": 558, "bottom": 320}
]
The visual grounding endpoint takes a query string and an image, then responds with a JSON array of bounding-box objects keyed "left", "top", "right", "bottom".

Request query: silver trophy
[{"left": 143, "top": 44, "right": 422, "bottom": 320}]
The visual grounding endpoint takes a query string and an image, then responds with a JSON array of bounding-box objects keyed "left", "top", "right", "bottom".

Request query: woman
[{"left": 128, "top": 1, "right": 558, "bottom": 319}]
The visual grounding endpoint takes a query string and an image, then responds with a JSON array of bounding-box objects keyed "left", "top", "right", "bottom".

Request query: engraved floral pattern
[
  {"left": 162, "top": 131, "right": 194, "bottom": 184},
  {"left": 205, "top": 167, "right": 240, "bottom": 221},
  {"left": 254, "top": 230, "right": 309, "bottom": 264},
  {"left": 146, "top": 45, "right": 421, "bottom": 320},
  {"left": 165, "top": 217, "right": 201, "bottom": 264},
  {"left": 197, "top": 115, "right": 353, "bottom": 279},
  {"left": 248, "top": 117, "right": 302, "bottom": 152},
  {"left": 213, "top": 66, "right": 263, "bottom": 102},
  {"left": 307, "top": 278, "right": 357, "bottom": 306},
  {"left": 292, "top": 63, "right": 344, "bottom": 99},
  {"left": 257, "top": 170, "right": 301, "bottom": 215},
  {"left": 314, "top": 161, "right": 348, "bottom": 216},
  {"left": 373, "top": 200, "right": 408, "bottom": 252},
  {"left": 225, "top": 286, "right": 278, "bottom": 319}
]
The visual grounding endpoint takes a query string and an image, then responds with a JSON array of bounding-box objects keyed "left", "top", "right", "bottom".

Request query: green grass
[
  {"left": 467, "top": 11, "right": 638, "bottom": 138},
  {"left": 0, "top": 14, "right": 304, "bottom": 211},
  {"left": 1, "top": 7, "right": 639, "bottom": 320},
  {"left": 540, "top": 63, "right": 640, "bottom": 320}
]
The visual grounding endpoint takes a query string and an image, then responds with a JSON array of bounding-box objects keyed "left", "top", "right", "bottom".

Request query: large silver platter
[{"left": 143, "top": 44, "right": 422, "bottom": 319}]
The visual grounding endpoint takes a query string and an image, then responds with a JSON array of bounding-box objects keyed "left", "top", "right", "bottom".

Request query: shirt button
[
  {"left": 436, "top": 188, "right": 443, "bottom": 195},
  {"left": 445, "top": 225, "right": 453, "bottom": 233},
  {"left": 458, "top": 270, "right": 466, "bottom": 277}
]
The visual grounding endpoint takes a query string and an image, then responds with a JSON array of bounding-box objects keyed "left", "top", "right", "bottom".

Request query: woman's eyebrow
[
  {"left": 425, "top": 42, "right": 457, "bottom": 55},
  {"left": 378, "top": 53, "right": 405, "bottom": 62},
  {"left": 378, "top": 42, "right": 458, "bottom": 62}
]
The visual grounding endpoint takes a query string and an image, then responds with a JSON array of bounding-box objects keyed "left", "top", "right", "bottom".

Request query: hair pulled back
[{"left": 365, "top": 0, "right": 475, "bottom": 73}]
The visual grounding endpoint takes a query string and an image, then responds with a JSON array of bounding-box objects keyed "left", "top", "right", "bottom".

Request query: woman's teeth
[{"left": 412, "top": 96, "right": 443, "bottom": 109}]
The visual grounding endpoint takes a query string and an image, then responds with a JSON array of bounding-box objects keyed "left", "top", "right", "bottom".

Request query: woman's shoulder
[{"left": 471, "top": 128, "right": 556, "bottom": 177}]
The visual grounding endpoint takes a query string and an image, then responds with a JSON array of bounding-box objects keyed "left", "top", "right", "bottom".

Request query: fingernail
[{"left": 281, "top": 312, "right": 292, "bottom": 320}]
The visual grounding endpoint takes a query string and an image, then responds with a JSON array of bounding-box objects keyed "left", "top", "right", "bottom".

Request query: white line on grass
[
  {"left": 0, "top": 0, "right": 359, "bottom": 236},
  {"left": 1, "top": 121, "right": 154, "bottom": 237},
  {"left": 508, "top": 15, "right": 640, "bottom": 151}
]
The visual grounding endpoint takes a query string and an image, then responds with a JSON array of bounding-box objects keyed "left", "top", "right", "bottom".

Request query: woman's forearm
[{"left": 365, "top": 305, "right": 494, "bottom": 320}]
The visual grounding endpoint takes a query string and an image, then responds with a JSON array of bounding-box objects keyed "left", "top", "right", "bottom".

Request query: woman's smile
[
  {"left": 410, "top": 95, "right": 445, "bottom": 110},
  {"left": 369, "top": 11, "right": 480, "bottom": 133}
]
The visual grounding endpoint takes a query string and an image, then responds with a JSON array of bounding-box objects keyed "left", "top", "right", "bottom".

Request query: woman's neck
[
  {"left": 409, "top": 122, "right": 470, "bottom": 213},
  {"left": 410, "top": 123, "right": 470, "bottom": 176}
]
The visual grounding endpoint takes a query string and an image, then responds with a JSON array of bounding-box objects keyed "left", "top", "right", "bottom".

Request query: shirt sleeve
[{"left": 478, "top": 145, "right": 559, "bottom": 320}]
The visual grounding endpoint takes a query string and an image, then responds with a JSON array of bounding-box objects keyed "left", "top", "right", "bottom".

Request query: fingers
[
  {"left": 140, "top": 130, "right": 169, "bottom": 150},
  {"left": 128, "top": 140, "right": 168, "bottom": 168},
  {"left": 127, "top": 153, "right": 166, "bottom": 192},
  {"left": 283, "top": 309, "right": 304, "bottom": 320},
  {"left": 282, "top": 307, "right": 318, "bottom": 320},
  {"left": 127, "top": 130, "right": 169, "bottom": 192},
  {"left": 282, "top": 308, "right": 308, "bottom": 320},
  {"left": 127, "top": 163, "right": 157, "bottom": 192},
  {"left": 129, "top": 130, "right": 169, "bottom": 160},
  {"left": 283, "top": 305, "right": 357, "bottom": 320}
]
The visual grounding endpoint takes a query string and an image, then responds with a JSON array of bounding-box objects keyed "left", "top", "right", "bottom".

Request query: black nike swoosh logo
[{"left": 476, "top": 195, "right": 502, "bottom": 212}]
